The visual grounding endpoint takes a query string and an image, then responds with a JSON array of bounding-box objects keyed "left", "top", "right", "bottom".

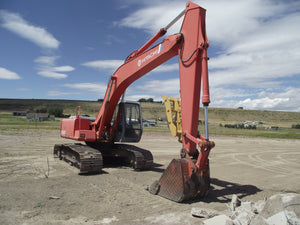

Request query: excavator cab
[{"left": 114, "top": 101, "right": 143, "bottom": 143}]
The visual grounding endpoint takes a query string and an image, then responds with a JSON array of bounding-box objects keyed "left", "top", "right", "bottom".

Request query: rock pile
[{"left": 191, "top": 193, "right": 300, "bottom": 225}]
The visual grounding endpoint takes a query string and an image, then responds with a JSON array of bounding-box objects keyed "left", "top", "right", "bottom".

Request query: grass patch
[
  {"left": 34, "top": 203, "right": 45, "bottom": 208},
  {"left": 1, "top": 99, "right": 299, "bottom": 139},
  {"left": 1, "top": 114, "right": 299, "bottom": 139},
  {"left": 206, "top": 124, "right": 300, "bottom": 139},
  {"left": 0, "top": 114, "right": 60, "bottom": 130}
]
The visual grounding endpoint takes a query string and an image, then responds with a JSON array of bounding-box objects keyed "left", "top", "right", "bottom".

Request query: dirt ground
[{"left": 0, "top": 129, "right": 299, "bottom": 225}]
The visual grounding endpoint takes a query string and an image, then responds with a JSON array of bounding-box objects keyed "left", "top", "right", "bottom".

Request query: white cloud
[
  {"left": 0, "top": 10, "right": 59, "bottom": 49},
  {"left": 82, "top": 60, "right": 124, "bottom": 72},
  {"left": 35, "top": 56, "right": 74, "bottom": 79},
  {"left": 229, "top": 12, "right": 300, "bottom": 53},
  {"left": 105, "top": 34, "right": 124, "bottom": 45},
  {"left": 34, "top": 56, "right": 58, "bottom": 65},
  {"left": 0, "top": 67, "right": 21, "bottom": 80},
  {"left": 208, "top": 7, "right": 300, "bottom": 88},
  {"left": 210, "top": 87, "right": 300, "bottom": 112},
  {"left": 47, "top": 90, "right": 77, "bottom": 97},
  {"left": 210, "top": 87, "right": 254, "bottom": 102},
  {"left": 117, "top": 0, "right": 300, "bottom": 111},
  {"left": 63, "top": 82, "right": 108, "bottom": 95},
  {"left": 37, "top": 70, "right": 67, "bottom": 79},
  {"left": 135, "top": 78, "right": 179, "bottom": 95},
  {"left": 202, "top": 0, "right": 284, "bottom": 47},
  {"left": 82, "top": 59, "right": 178, "bottom": 75},
  {"left": 153, "top": 63, "right": 178, "bottom": 73},
  {"left": 236, "top": 97, "right": 289, "bottom": 110},
  {"left": 119, "top": 1, "right": 184, "bottom": 34},
  {"left": 53, "top": 66, "right": 75, "bottom": 72}
]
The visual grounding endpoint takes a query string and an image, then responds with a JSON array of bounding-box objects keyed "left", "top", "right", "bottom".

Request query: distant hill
[
  {"left": 1, "top": 98, "right": 299, "bottom": 129},
  {"left": 0, "top": 98, "right": 101, "bottom": 116}
]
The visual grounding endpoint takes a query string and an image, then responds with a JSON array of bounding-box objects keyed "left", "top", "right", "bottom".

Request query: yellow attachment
[{"left": 162, "top": 95, "right": 182, "bottom": 142}]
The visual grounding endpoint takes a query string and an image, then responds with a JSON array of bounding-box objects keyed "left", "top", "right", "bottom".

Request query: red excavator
[{"left": 54, "top": 1, "right": 215, "bottom": 202}]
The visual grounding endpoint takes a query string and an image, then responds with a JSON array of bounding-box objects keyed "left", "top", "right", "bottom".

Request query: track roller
[{"left": 54, "top": 143, "right": 103, "bottom": 173}]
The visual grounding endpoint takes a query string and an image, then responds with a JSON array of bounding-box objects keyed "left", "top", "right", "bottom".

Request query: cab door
[{"left": 115, "top": 102, "right": 143, "bottom": 142}]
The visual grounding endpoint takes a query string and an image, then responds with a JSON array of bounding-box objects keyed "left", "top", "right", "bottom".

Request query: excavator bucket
[
  {"left": 156, "top": 95, "right": 212, "bottom": 202},
  {"left": 149, "top": 157, "right": 210, "bottom": 202}
]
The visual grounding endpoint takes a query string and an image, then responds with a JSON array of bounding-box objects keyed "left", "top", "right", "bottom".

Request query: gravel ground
[{"left": 0, "top": 130, "right": 299, "bottom": 224}]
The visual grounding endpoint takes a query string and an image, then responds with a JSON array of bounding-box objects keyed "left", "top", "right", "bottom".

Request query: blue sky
[{"left": 0, "top": 0, "right": 299, "bottom": 112}]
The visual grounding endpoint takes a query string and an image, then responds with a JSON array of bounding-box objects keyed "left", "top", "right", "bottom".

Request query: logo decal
[{"left": 137, "top": 43, "right": 163, "bottom": 67}]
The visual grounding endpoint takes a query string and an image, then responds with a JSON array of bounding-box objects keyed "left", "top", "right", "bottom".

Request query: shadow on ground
[
  {"left": 180, "top": 178, "right": 261, "bottom": 204},
  {"left": 204, "top": 178, "right": 262, "bottom": 203}
]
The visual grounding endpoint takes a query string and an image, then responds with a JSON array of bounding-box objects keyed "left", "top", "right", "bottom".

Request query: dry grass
[{"left": 1, "top": 98, "right": 299, "bottom": 138}]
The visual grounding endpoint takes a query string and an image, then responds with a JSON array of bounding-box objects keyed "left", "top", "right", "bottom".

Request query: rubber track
[
  {"left": 112, "top": 144, "right": 153, "bottom": 170},
  {"left": 54, "top": 143, "right": 103, "bottom": 173},
  {"left": 54, "top": 143, "right": 153, "bottom": 173}
]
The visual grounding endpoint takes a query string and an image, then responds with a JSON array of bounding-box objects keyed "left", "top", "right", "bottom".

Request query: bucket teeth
[{"left": 149, "top": 158, "right": 210, "bottom": 202}]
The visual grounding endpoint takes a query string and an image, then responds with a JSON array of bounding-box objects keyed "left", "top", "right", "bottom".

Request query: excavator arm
[
  {"left": 94, "top": 2, "right": 212, "bottom": 148},
  {"left": 92, "top": 33, "right": 180, "bottom": 142},
  {"left": 58, "top": 1, "right": 215, "bottom": 202}
]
